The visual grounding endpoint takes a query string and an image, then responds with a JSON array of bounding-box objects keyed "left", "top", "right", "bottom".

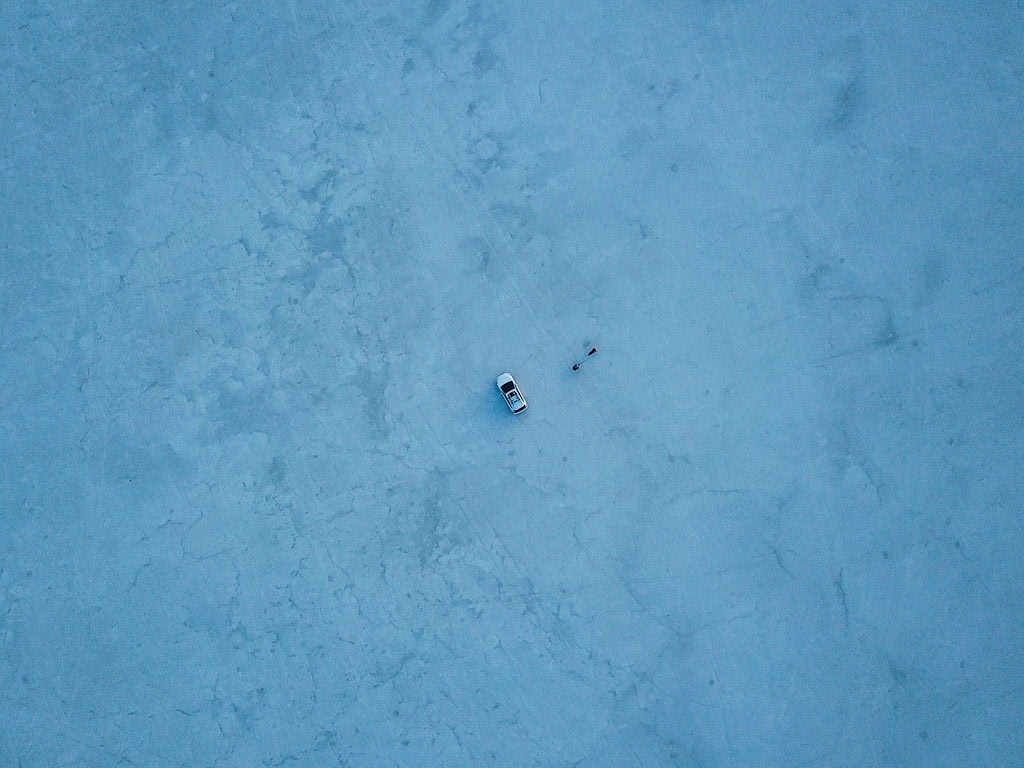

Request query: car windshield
[{"left": 501, "top": 382, "right": 516, "bottom": 393}]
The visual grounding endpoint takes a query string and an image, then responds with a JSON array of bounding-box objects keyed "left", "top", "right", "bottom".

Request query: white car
[{"left": 496, "top": 372, "right": 528, "bottom": 413}]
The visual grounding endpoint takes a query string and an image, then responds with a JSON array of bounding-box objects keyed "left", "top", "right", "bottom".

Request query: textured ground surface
[{"left": 2, "top": 1, "right": 1023, "bottom": 766}]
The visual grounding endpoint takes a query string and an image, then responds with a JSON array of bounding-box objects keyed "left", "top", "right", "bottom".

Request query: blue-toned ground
[{"left": 2, "top": 1, "right": 1022, "bottom": 766}]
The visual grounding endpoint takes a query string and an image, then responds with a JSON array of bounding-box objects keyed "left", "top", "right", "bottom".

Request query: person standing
[{"left": 572, "top": 345, "right": 598, "bottom": 371}]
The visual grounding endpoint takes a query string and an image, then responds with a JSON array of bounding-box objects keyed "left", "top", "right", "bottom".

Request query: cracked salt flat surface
[{"left": 2, "top": 1, "right": 1023, "bottom": 766}]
